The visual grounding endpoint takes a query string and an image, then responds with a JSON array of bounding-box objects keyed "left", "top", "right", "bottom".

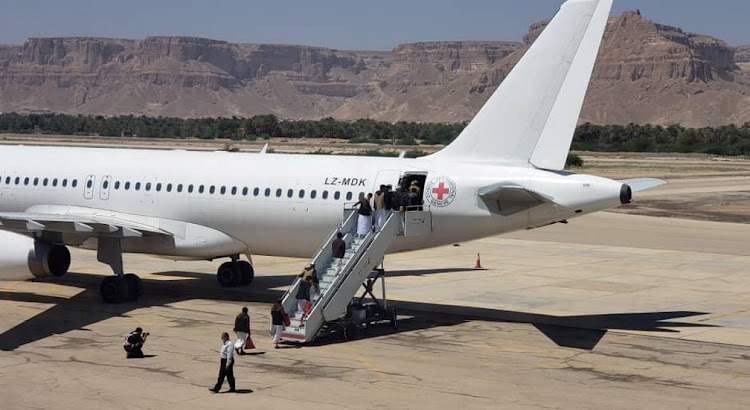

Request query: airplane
[{"left": 0, "top": 0, "right": 662, "bottom": 304}]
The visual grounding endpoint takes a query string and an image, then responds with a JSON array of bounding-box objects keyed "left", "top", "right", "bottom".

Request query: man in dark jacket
[
  {"left": 123, "top": 327, "right": 149, "bottom": 358},
  {"left": 233, "top": 307, "right": 250, "bottom": 355},
  {"left": 331, "top": 232, "right": 346, "bottom": 273},
  {"left": 383, "top": 185, "right": 395, "bottom": 211}
]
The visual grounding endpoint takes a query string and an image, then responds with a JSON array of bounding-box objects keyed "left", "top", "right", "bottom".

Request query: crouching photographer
[{"left": 123, "top": 327, "right": 149, "bottom": 358}]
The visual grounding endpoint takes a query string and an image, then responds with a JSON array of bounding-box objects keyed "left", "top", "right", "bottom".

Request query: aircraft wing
[
  {"left": 477, "top": 183, "right": 556, "bottom": 216},
  {"left": 0, "top": 208, "right": 172, "bottom": 240}
]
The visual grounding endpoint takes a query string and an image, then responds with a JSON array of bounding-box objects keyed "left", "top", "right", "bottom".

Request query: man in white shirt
[{"left": 209, "top": 332, "right": 236, "bottom": 393}]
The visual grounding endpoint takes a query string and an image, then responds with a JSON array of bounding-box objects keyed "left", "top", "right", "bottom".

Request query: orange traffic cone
[{"left": 474, "top": 253, "right": 482, "bottom": 269}]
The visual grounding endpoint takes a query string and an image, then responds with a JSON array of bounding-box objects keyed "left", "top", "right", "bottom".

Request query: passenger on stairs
[
  {"left": 354, "top": 193, "right": 373, "bottom": 237},
  {"left": 373, "top": 185, "right": 387, "bottom": 229},
  {"left": 332, "top": 232, "right": 346, "bottom": 272},
  {"left": 299, "top": 263, "right": 319, "bottom": 294},
  {"left": 296, "top": 276, "right": 313, "bottom": 321},
  {"left": 270, "top": 299, "right": 286, "bottom": 349}
]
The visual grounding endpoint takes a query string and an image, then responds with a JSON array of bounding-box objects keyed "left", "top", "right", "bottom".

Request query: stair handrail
[
  {"left": 311, "top": 211, "right": 397, "bottom": 322},
  {"left": 279, "top": 208, "right": 358, "bottom": 307}
]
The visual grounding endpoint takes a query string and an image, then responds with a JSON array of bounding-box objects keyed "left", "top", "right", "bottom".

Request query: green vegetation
[
  {"left": 566, "top": 153, "right": 584, "bottom": 167},
  {"left": 0, "top": 113, "right": 749, "bottom": 156}
]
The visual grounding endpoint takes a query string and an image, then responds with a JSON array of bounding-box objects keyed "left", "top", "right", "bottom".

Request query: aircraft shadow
[
  {"left": 0, "top": 270, "right": 715, "bottom": 351},
  {"left": 308, "top": 301, "right": 713, "bottom": 350}
]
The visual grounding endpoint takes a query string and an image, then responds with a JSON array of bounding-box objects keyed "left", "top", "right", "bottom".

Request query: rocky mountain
[{"left": 0, "top": 10, "right": 748, "bottom": 127}]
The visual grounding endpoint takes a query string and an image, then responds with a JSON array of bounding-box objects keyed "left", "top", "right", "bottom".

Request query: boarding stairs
[{"left": 276, "top": 209, "right": 404, "bottom": 343}]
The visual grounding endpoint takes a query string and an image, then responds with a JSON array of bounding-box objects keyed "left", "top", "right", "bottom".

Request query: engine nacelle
[{"left": 0, "top": 231, "right": 70, "bottom": 280}]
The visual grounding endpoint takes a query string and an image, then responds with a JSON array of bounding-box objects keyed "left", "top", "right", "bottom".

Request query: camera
[{"left": 143, "top": 332, "right": 150, "bottom": 337}]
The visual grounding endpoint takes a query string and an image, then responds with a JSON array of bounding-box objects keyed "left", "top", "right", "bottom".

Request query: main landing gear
[
  {"left": 216, "top": 256, "right": 254, "bottom": 287},
  {"left": 97, "top": 237, "right": 142, "bottom": 304}
]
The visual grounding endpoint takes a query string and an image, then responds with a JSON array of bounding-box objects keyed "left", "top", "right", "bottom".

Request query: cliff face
[{"left": 0, "top": 11, "right": 748, "bottom": 127}]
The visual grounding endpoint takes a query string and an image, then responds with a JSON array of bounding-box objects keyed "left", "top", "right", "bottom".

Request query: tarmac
[{"left": 2, "top": 195, "right": 750, "bottom": 408}]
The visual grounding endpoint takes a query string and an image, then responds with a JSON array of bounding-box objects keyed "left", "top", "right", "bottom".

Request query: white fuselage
[{"left": 0, "top": 145, "right": 625, "bottom": 260}]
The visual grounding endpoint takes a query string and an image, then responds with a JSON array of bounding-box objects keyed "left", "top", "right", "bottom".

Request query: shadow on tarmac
[{"left": 0, "top": 269, "right": 714, "bottom": 351}]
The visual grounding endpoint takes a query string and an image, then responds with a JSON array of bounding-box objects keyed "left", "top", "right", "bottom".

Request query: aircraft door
[
  {"left": 83, "top": 174, "right": 96, "bottom": 200},
  {"left": 99, "top": 175, "right": 112, "bottom": 200}
]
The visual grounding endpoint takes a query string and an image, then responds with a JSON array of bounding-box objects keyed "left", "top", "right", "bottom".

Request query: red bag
[
  {"left": 283, "top": 314, "right": 291, "bottom": 326},
  {"left": 304, "top": 301, "right": 313, "bottom": 316},
  {"left": 244, "top": 336, "right": 255, "bottom": 350}
]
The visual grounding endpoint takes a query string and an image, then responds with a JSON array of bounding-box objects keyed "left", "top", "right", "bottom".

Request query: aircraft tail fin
[{"left": 427, "top": 0, "right": 613, "bottom": 170}]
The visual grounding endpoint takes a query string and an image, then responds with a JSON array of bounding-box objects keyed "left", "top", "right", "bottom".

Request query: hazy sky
[{"left": 0, "top": 1, "right": 748, "bottom": 49}]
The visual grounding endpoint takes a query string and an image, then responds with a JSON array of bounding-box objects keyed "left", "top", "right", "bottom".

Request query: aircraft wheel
[
  {"left": 100, "top": 276, "right": 129, "bottom": 303},
  {"left": 217, "top": 262, "right": 238, "bottom": 287},
  {"left": 239, "top": 261, "right": 254, "bottom": 286},
  {"left": 124, "top": 273, "right": 141, "bottom": 301}
]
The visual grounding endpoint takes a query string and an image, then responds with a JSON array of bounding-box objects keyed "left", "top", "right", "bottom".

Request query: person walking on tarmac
[
  {"left": 270, "top": 299, "right": 286, "bottom": 349},
  {"left": 209, "top": 332, "right": 236, "bottom": 393},
  {"left": 233, "top": 307, "right": 251, "bottom": 355}
]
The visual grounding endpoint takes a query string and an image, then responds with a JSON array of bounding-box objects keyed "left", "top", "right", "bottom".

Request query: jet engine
[{"left": 0, "top": 231, "right": 70, "bottom": 280}]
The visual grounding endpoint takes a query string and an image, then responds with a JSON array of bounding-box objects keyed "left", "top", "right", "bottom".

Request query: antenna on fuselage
[{"left": 259, "top": 143, "right": 269, "bottom": 154}]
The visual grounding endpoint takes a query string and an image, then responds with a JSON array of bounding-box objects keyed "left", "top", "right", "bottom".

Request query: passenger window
[
  {"left": 86, "top": 179, "right": 93, "bottom": 188},
  {"left": 334, "top": 191, "right": 340, "bottom": 200},
  {"left": 72, "top": 179, "right": 78, "bottom": 188},
  {"left": 311, "top": 190, "right": 317, "bottom": 199},
  {"left": 145, "top": 182, "right": 151, "bottom": 191},
  {"left": 15, "top": 177, "right": 19, "bottom": 185},
  {"left": 5, "top": 176, "right": 10, "bottom": 184},
  {"left": 34, "top": 177, "right": 39, "bottom": 186},
  {"left": 242, "top": 187, "right": 248, "bottom": 196},
  {"left": 299, "top": 189, "right": 305, "bottom": 198},
  {"left": 322, "top": 190, "right": 328, "bottom": 199},
  {"left": 232, "top": 187, "right": 238, "bottom": 195},
  {"left": 359, "top": 192, "right": 364, "bottom": 199},
  {"left": 124, "top": 182, "right": 130, "bottom": 190},
  {"left": 114, "top": 181, "right": 120, "bottom": 190},
  {"left": 24, "top": 177, "right": 29, "bottom": 185},
  {"left": 43, "top": 178, "right": 48, "bottom": 186},
  {"left": 52, "top": 178, "right": 58, "bottom": 187},
  {"left": 276, "top": 188, "right": 282, "bottom": 197},
  {"left": 346, "top": 192, "right": 353, "bottom": 200},
  {"left": 287, "top": 189, "right": 293, "bottom": 198},
  {"left": 166, "top": 183, "right": 172, "bottom": 192},
  {"left": 209, "top": 186, "right": 216, "bottom": 194},
  {"left": 135, "top": 182, "right": 141, "bottom": 191},
  {"left": 199, "top": 185, "right": 205, "bottom": 194},
  {"left": 156, "top": 183, "right": 162, "bottom": 192},
  {"left": 62, "top": 179, "right": 68, "bottom": 187},
  {"left": 220, "top": 186, "right": 226, "bottom": 195},
  {"left": 265, "top": 188, "right": 271, "bottom": 197},
  {"left": 179, "top": 184, "right": 185, "bottom": 193},
  {"left": 253, "top": 187, "right": 259, "bottom": 196},
  {"left": 103, "top": 180, "right": 109, "bottom": 189}
]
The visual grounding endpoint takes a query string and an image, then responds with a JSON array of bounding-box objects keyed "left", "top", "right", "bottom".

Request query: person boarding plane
[{"left": 0, "top": 0, "right": 661, "bottom": 303}]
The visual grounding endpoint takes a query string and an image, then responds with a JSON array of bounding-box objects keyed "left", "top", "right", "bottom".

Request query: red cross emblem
[
  {"left": 431, "top": 182, "right": 451, "bottom": 200},
  {"left": 426, "top": 177, "right": 457, "bottom": 207}
]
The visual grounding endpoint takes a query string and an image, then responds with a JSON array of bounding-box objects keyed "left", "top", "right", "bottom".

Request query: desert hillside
[{"left": 0, "top": 10, "right": 748, "bottom": 127}]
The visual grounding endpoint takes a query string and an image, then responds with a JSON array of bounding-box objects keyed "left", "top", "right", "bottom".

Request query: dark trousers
[
  {"left": 124, "top": 343, "right": 144, "bottom": 358},
  {"left": 213, "top": 358, "right": 235, "bottom": 391}
]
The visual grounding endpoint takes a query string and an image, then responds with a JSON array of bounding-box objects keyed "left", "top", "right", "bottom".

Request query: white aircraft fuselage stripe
[{"left": 0, "top": 145, "right": 623, "bottom": 258}]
